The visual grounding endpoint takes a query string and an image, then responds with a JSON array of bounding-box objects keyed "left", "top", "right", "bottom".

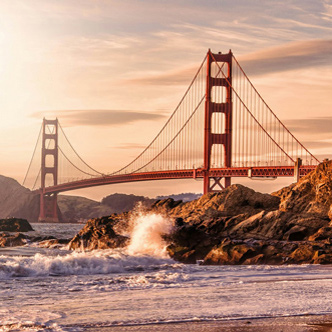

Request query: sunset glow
[{"left": 0, "top": 0, "right": 331, "bottom": 199}]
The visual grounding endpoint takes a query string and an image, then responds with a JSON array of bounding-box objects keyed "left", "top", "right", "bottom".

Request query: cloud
[
  {"left": 239, "top": 39, "right": 332, "bottom": 76},
  {"left": 126, "top": 65, "right": 199, "bottom": 86},
  {"left": 283, "top": 117, "right": 332, "bottom": 136},
  {"left": 124, "top": 39, "right": 332, "bottom": 86},
  {"left": 300, "top": 140, "right": 332, "bottom": 149},
  {"left": 31, "top": 110, "right": 166, "bottom": 126}
]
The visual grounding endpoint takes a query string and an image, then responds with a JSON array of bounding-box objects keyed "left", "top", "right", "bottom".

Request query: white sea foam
[
  {"left": 0, "top": 309, "right": 68, "bottom": 332},
  {"left": 0, "top": 211, "right": 178, "bottom": 280},
  {"left": 0, "top": 249, "right": 177, "bottom": 280}
]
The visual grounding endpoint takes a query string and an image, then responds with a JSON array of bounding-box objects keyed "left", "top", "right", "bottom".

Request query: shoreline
[{"left": 84, "top": 314, "right": 332, "bottom": 332}]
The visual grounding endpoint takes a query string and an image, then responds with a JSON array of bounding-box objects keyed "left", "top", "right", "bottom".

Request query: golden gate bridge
[{"left": 23, "top": 50, "right": 319, "bottom": 222}]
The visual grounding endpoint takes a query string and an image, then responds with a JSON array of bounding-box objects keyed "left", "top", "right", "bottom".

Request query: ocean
[{"left": 1, "top": 214, "right": 332, "bottom": 331}]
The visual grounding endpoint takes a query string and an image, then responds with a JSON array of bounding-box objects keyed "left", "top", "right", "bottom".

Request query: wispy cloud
[
  {"left": 239, "top": 39, "right": 332, "bottom": 76},
  {"left": 31, "top": 110, "right": 166, "bottom": 126},
  {"left": 300, "top": 140, "right": 332, "bottom": 149},
  {"left": 284, "top": 117, "right": 332, "bottom": 136},
  {"left": 124, "top": 39, "right": 332, "bottom": 86},
  {"left": 126, "top": 65, "right": 199, "bottom": 86}
]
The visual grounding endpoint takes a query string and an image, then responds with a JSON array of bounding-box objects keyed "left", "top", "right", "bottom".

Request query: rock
[
  {"left": 204, "top": 239, "right": 256, "bottom": 265},
  {"left": 38, "top": 238, "right": 71, "bottom": 249},
  {"left": 0, "top": 232, "right": 28, "bottom": 247},
  {"left": 169, "top": 184, "right": 280, "bottom": 223},
  {"left": 68, "top": 216, "right": 129, "bottom": 250},
  {"left": 288, "top": 245, "right": 315, "bottom": 263},
  {"left": 274, "top": 160, "right": 332, "bottom": 219},
  {"left": 66, "top": 161, "right": 332, "bottom": 266},
  {"left": 242, "top": 254, "right": 265, "bottom": 265},
  {"left": 283, "top": 225, "right": 308, "bottom": 241},
  {"left": 0, "top": 218, "right": 33, "bottom": 232},
  {"left": 309, "top": 226, "right": 332, "bottom": 242},
  {"left": 312, "top": 252, "right": 332, "bottom": 264}
]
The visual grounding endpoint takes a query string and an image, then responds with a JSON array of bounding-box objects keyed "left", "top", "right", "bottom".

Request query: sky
[{"left": 0, "top": 0, "right": 331, "bottom": 200}]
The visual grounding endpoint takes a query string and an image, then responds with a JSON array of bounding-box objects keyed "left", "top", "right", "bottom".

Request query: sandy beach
[{"left": 85, "top": 315, "right": 332, "bottom": 332}]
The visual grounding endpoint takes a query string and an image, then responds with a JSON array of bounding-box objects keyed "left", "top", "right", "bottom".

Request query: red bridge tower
[
  {"left": 203, "top": 50, "right": 233, "bottom": 194},
  {"left": 39, "top": 118, "right": 60, "bottom": 222}
]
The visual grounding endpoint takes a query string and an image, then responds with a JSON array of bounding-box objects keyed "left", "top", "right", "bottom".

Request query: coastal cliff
[{"left": 69, "top": 160, "right": 332, "bottom": 265}]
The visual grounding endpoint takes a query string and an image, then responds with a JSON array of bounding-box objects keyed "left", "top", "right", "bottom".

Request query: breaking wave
[
  {"left": 0, "top": 249, "right": 178, "bottom": 279},
  {"left": 0, "top": 211, "right": 177, "bottom": 280}
]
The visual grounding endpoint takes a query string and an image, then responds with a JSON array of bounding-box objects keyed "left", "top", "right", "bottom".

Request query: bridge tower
[
  {"left": 203, "top": 50, "right": 233, "bottom": 194},
  {"left": 39, "top": 118, "right": 59, "bottom": 222}
]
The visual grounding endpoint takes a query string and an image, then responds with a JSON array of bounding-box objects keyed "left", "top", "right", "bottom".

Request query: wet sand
[{"left": 86, "top": 315, "right": 332, "bottom": 332}]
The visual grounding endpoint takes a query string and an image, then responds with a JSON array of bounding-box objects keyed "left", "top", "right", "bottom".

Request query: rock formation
[
  {"left": 0, "top": 232, "right": 29, "bottom": 247},
  {"left": 65, "top": 160, "right": 332, "bottom": 265},
  {"left": 68, "top": 215, "right": 129, "bottom": 250},
  {"left": 4, "top": 160, "right": 332, "bottom": 266},
  {"left": 0, "top": 218, "right": 33, "bottom": 232}
]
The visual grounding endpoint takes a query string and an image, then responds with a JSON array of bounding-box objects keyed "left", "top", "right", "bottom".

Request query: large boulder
[
  {"left": 0, "top": 218, "right": 33, "bottom": 232},
  {"left": 169, "top": 184, "right": 280, "bottom": 223},
  {"left": 68, "top": 216, "right": 129, "bottom": 250},
  {"left": 274, "top": 160, "right": 332, "bottom": 219},
  {"left": 66, "top": 161, "right": 332, "bottom": 266}
]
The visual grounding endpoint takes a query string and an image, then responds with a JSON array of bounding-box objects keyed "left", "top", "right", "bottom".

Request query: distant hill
[
  {"left": 0, "top": 174, "right": 201, "bottom": 222},
  {"left": 155, "top": 193, "right": 201, "bottom": 202},
  {"left": 101, "top": 193, "right": 154, "bottom": 213},
  {"left": 57, "top": 195, "right": 113, "bottom": 222},
  {"left": 100, "top": 192, "right": 201, "bottom": 214},
  {"left": 0, "top": 175, "right": 39, "bottom": 221}
]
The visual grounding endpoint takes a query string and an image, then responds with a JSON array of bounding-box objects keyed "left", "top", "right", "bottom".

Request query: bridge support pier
[
  {"left": 203, "top": 50, "right": 233, "bottom": 194},
  {"left": 39, "top": 193, "right": 59, "bottom": 223},
  {"left": 294, "top": 158, "right": 302, "bottom": 183},
  {"left": 204, "top": 176, "right": 231, "bottom": 193},
  {"left": 38, "top": 118, "right": 60, "bottom": 222}
]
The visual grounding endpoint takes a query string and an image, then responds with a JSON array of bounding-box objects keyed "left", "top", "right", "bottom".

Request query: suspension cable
[
  {"left": 110, "top": 55, "right": 208, "bottom": 175},
  {"left": 210, "top": 52, "right": 296, "bottom": 163},
  {"left": 232, "top": 55, "right": 319, "bottom": 163},
  {"left": 58, "top": 122, "right": 104, "bottom": 175},
  {"left": 22, "top": 124, "right": 42, "bottom": 186}
]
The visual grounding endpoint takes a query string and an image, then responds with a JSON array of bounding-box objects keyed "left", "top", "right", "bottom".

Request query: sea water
[{"left": 1, "top": 213, "right": 332, "bottom": 331}]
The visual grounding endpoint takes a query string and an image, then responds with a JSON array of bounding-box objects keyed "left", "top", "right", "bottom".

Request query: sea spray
[{"left": 127, "top": 211, "right": 173, "bottom": 257}]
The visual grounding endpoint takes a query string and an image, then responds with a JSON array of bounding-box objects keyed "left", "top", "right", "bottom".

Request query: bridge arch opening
[
  {"left": 211, "top": 144, "right": 225, "bottom": 168},
  {"left": 211, "top": 113, "right": 225, "bottom": 134},
  {"left": 45, "top": 138, "right": 56, "bottom": 149},
  {"left": 211, "top": 86, "right": 227, "bottom": 104},
  {"left": 45, "top": 154, "right": 55, "bottom": 168},
  {"left": 45, "top": 173, "right": 56, "bottom": 187}
]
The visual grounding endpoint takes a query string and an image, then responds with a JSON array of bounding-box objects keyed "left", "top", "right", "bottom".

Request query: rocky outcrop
[
  {"left": 5, "top": 160, "right": 330, "bottom": 266},
  {"left": 274, "top": 161, "right": 332, "bottom": 218},
  {"left": 0, "top": 232, "right": 28, "bottom": 247},
  {"left": 168, "top": 184, "right": 280, "bottom": 221},
  {"left": 65, "top": 161, "right": 332, "bottom": 265},
  {"left": 0, "top": 218, "right": 33, "bottom": 232},
  {"left": 68, "top": 216, "right": 129, "bottom": 250}
]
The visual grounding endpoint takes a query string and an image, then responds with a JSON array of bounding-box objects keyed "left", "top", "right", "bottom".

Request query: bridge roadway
[{"left": 34, "top": 165, "right": 316, "bottom": 195}]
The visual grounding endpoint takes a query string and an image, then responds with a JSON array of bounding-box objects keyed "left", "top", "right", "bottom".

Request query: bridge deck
[{"left": 34, "top": 165, "right": 316, "bottom": 194}]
